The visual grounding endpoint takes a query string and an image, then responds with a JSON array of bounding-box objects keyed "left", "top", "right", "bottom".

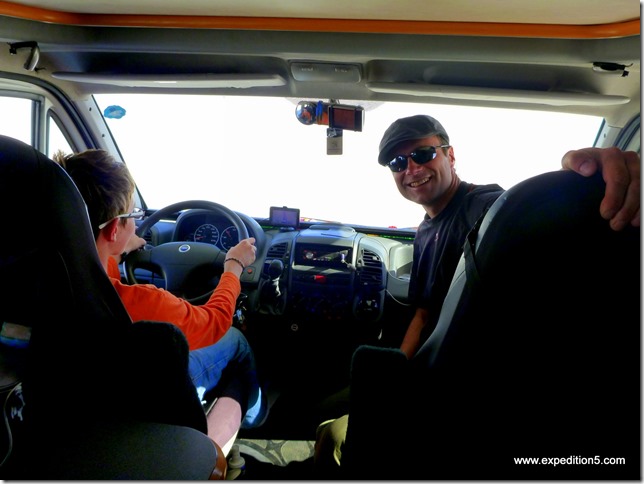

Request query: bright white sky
[{"left": 96, "top": 94, "right": 602, "bottom": 229}]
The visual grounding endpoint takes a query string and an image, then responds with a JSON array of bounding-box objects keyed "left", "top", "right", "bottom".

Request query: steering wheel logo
[{"left": 178, "top": 244, "right": 191, "bottom": 253}]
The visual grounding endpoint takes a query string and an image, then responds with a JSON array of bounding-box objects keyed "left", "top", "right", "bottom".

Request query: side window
[
  {"left": 0, "top": 94, "right": 73, "bottom": 157},
  {"left": 47, "top": 112, "right": 73, "bottom": 158},
  {"left": 0, "top": 96, "right": 32, "bottom": 144}
]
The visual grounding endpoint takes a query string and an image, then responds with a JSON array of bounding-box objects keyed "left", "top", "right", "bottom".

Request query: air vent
[
  {"left": 266, "top": 242, "right": 288, "bottom": 259},
  {"left": 358, "top": 249, "right": 384, "bottom": 287},
  {"left": 142, "top": 230, "right": 153, "bottom": 243}
]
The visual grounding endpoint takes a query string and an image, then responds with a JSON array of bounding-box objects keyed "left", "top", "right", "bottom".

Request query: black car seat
[
  {"left": 0, "top": 135, "right": 225, "bottom": 479},
  {"left": 343, "top": 170, "right": 640, "bottom": 480}
]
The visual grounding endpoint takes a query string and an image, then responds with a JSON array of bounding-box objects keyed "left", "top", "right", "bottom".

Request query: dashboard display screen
[
  {"left": 294, "top": 244, "right": 352, "bottom": 268},
  {"left": 270, "top": 206, "right": 300, "bottom": 229}
]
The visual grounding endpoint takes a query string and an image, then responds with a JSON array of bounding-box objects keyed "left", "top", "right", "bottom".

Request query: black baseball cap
[{"left": 378, "top": 114, "right": 450, "bottom": 165}]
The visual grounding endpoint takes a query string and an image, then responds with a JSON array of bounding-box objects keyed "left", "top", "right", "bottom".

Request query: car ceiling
[{"left": 0, "top": 0, "right": 640, "bottom": 126}]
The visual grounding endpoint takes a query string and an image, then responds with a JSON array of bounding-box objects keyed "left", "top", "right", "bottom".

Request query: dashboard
[
  {"left": 141, "top": 208, "right": 415, "bottom": 312},
  {"left": 135, "top": 206, "right": 415, "bottom": 359}
]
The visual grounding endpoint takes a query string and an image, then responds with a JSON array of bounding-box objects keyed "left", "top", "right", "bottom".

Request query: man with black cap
[
  {"left": 313, "top": 113, "right": 640, "bottom": 476},
  {"left": 378, "top": 114, "right": 505, "bottom": 357}
]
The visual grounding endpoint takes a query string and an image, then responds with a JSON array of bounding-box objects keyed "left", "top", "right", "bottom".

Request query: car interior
[{"left": 0, "top": 0, "right": 640, "bottom": 480}]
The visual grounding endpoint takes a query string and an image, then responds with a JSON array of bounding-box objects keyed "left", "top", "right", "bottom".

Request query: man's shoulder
[
  {"left": 463, "top": 182, "right": 504, "bottom": 205},
  {"left": 465, "top": 182, "right": 504, "bottom": 196},
  {"left": 457, "top": 182, "right": 504, "bottom": 226}
]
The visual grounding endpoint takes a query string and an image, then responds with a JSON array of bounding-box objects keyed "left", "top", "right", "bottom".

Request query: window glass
[
  {"left": 47, "top": 113, "right": 73, "bottom": 158},
  {"left": 0, "top": 96, "right": 32, "bottom": 144}
]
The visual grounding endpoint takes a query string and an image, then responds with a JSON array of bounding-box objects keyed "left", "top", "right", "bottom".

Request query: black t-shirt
[{"left": 409, "top": 181, "right": 504, "bottom": 339}]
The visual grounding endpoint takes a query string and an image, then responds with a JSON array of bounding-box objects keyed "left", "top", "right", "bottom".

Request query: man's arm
[
  {"left": 400, "top": 307, "right": 430, "bottom": 359},
  {"left": 561, "top": 147, "right": 640, "bottom": 231}
]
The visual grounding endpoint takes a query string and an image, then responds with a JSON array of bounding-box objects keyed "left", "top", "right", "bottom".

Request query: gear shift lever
[
  {"left": 259, "top": 259, "right": 286, "bottom": 316},
  {"left": 267, "top": 259, "right": 284, "bottom": 298}
]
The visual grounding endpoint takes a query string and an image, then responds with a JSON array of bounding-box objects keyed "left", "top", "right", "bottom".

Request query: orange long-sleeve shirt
[{"left": 107, "top": 257, "right": 240, "bottom": 351}]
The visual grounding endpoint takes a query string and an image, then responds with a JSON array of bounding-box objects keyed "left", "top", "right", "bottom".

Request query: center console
[
  {"left": 254, "top": 224, "right": 389, "bottom": 390},
  {"left": 288, "top": 225, "right": 385, "bottom": 323}
]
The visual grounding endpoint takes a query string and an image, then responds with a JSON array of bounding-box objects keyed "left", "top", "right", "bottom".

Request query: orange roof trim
[{"left": 0, "top": 0, "right": 639, "bottom": 39}]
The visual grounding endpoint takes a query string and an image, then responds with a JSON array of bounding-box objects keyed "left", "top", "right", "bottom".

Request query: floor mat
[
  {"left": 230, "top": 439, "right": 315, "bottom": 480},
  {"left": 235, "top": 438, "right": 314, "bottom": 467}
]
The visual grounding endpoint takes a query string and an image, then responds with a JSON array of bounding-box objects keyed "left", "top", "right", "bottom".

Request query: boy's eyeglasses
[
  {"left": 384, "top": 144, "right": 450, "bottom": 172},
  {"left": 98, "top": 207, "right": 145, "bottom": 229}
]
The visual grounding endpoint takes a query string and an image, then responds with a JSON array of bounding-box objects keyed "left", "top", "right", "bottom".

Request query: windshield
[{"left": 95, "top": 94, "right": 602, "bottom": 229}]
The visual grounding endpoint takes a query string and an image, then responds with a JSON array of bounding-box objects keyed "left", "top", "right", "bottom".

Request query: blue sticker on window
[{"left": 104, "top": 105, "right": 126, "bottom": 119}]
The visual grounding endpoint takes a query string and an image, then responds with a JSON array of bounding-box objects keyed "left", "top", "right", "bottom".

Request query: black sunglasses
[{"left": 385, "top": 144, "right": 450, "bottom": 172}]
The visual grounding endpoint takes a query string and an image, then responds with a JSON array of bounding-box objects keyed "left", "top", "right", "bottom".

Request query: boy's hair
[{"left": 54, "top": 149, "right": 136, "bottom": 240}]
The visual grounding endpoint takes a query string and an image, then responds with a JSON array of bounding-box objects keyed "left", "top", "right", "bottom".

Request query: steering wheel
[{"left": 124, "top": 200, "right": 249, "bottom": 301}]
